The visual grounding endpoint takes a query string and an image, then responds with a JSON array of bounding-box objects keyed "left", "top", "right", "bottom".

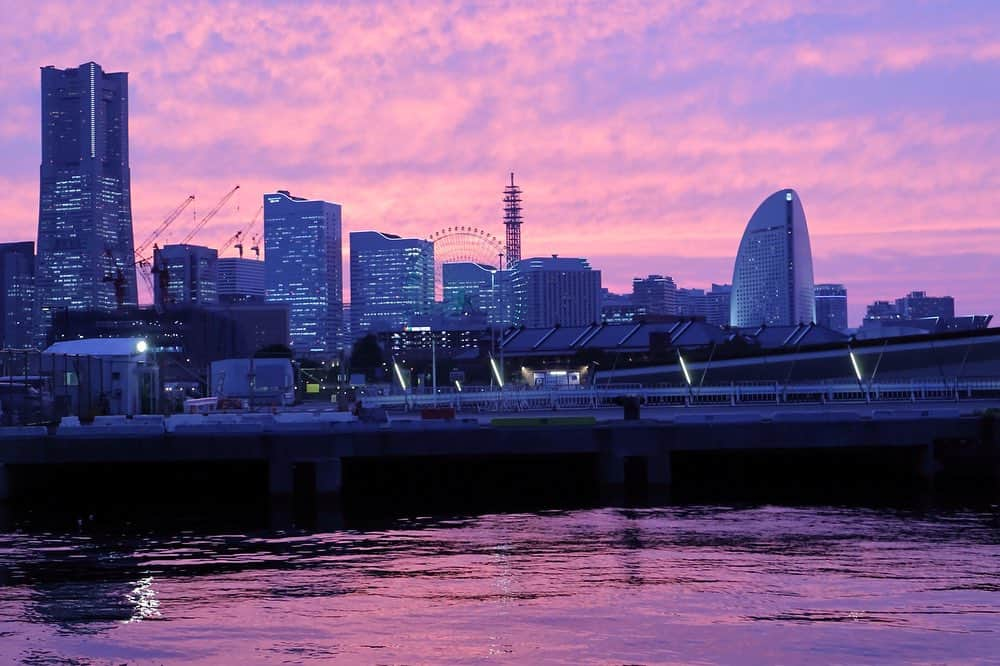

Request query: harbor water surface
[{"left": 1, "top": 502, "right": 999, "bottom": 664}]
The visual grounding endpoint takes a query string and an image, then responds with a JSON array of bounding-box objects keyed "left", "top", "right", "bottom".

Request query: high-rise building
[
  {"left": 217, "top": 257, "right": 265, "bottom": 303},
  {"left": 152, "top": 244, "right": 218, "bottom": 308},
  {"left": 0, "top": 242, "right": 35, "bottom": 349},
  {"left": 512, "top": 256, "right": 601, "bottom": 328},
  {"left": 349, "top": 231, "right": 434, "bottom": 335},
  {"left": 815, "top": 283, "right": 848, "bottom": 332},
  {"left": 442, "top": 262, "right": 514, "bottom": 326},
  {"left": 632, "top": 275, "right": 677, "bottom": 316},
  {"left": 704, "top": 284, "right": 732, "bottom": 326},
  {"left": 676, "top": 288, "right": 706, "bottom": 319},
  {"left": 895, "top": 291, "right": 954, "bottom": 319},
  {"left": 264, "top": 190, "right": 343, "bottom": 354},
  {"left": 730, "top": 189, "right": 815, "bottom": 327},
  {"left": 36, "top": 62, "right": 136, "bottom": 342}
]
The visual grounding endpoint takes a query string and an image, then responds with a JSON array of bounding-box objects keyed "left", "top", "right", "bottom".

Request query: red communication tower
[{"left": 502, "top": 172, "right": 523, "bottom": 268}]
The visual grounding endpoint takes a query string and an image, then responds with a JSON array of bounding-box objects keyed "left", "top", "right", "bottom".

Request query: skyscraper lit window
[
  {"left": 264, "top": 190, "right": 343, "bottom": 354},
  {"left": 349, "top": 231, "right": 434, "bottom": 336},
  {"left": 36, "top": 62, "right": 137, "bottom": 343}
]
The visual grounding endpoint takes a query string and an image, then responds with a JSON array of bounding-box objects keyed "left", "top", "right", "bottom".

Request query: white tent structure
[{"left": 42, "top": 338, "right": 158, "bottom": 417}]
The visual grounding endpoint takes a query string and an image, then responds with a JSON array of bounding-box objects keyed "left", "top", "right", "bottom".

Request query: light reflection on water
[{"left": 0, "top": 504, "right": 999, "bottom": 663}]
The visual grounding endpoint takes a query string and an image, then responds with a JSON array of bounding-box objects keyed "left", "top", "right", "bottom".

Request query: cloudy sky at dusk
[{"left": 0, "top": 0, "right": 997, "bottom": 325}]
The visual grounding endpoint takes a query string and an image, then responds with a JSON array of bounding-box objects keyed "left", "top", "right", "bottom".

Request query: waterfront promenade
[{"left": 1, "top": 399, "right": 998, "bottom": 502}]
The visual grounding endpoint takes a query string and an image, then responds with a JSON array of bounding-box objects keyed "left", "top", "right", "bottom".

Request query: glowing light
[
  {"left": 849, "top": 350, "right": 863, "bottom": 381},
  {"left": 393, "top": 360, "right": 407, "bottom": 390},
  {"left": 454, "top": 379, "right": 462, "bottom": 392},
  {"left": 678, "top": 354, "right": 692, "bottom": 385},
  {"left": 489, "top": 355, "right": 504, "bottom": 387},
  {"left": 135, "top": 340, "right": 148, "bottom": 353}
]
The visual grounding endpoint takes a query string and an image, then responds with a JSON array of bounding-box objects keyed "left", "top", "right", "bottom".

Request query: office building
[
  {"left": 675, "top": 284, "right": 731, "bottom": 326},
  {"left": 350, "top": 231, "right": 434, "bottom": 335},
  {"left": 0, "top": 242, "right": 35, "bottom": 349},
  {"left": 152, "top": 244, "right": 218, "bottom": 308},
  {"left": 730, "top": 189, "right": 815, "bottom": 327},
  {"left": 217, "top": 257, "right": 265, "bottom": 303},
  {"left": 441, "top": 262, "right": 513, "bottom": 327},
  {"left": 815, "top": 283, "right": 848, "bottom": 332},
  {"left": 264, "top": 190, "right": 343, "bottom": 353},
  {"left": 632, "top": 275, "right": 677, "bottom": 316},
  {"left": 36, "top": 62, "right": 137, "bottom": 342},
  {"left": 895, "top": 291, "right": 954, "bottom": 320},
  {"left": 512, "top": 256, "right": 601, "bottom": 328}
]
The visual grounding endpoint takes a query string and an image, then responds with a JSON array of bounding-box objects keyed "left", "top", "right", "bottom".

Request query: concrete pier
[{"left": 0, "top": 406, "right": 996, "bottom": 503}]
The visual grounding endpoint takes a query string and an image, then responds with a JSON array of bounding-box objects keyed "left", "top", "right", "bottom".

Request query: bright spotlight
[{"left": 136, "top": 340, "right": 148, "bottom": 353}]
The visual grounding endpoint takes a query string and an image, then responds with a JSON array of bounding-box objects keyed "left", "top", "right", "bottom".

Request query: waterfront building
[
  {"left": 815, "top": 283, "right": 849, "bottom": 332},
  {"left": 217, "top": 257, "right": 265, "bottom": 303},
  {"left": 152, "top": 244, "right": 218, "bottom": 308},
  {"left": 0, "top": 242, "right": 35, "bottom": 349},
  {"left": 36, "top": 62, "right": 137, "bottom": 343},
  {"left": 632, "top": 275, "right": 677, "bottom": 316},
  {"left": 730, "top": 189, "right": 815, "bottom": 327},
  {"left": 895, "top": 291, "right": 954, "bottom": 319},
  {"left": 349, "top": 231, "right": 434, "bottom": 335},
  {"left": 512, "top": 256, "right": 601, "bottom": 328},
  {"left": 264, "top": 190, "right": 343, "bottom": 354}
]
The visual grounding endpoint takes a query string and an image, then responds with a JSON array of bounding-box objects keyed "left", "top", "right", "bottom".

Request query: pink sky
[{"left": 0, "top": 1, "right": 997, "bottom": 326}]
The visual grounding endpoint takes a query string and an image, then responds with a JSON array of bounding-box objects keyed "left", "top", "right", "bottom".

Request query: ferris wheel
[{"left": 428, "top": 226, "right": 504, "bottom": 299}]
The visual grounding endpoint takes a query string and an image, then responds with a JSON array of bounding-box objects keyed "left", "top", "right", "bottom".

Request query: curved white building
[{"left": 730, "top": 189, "right": 815, "bottom": 327}]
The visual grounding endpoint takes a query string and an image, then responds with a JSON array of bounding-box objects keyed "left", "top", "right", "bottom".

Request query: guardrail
[{"left": 357, "top": 378, "right": 1000, "bottom": 412}]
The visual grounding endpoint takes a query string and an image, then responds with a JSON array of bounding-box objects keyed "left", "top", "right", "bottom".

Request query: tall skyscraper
[
  {"left": 730, "top": 189, "right": 815, "bottom": 327},
  {"left": 815, "top": 283, "right": 848, "bottom": 332},
  {"left": 0, "top": 242, "right": 35, "bottom": 349},
  {"left": 152, "top": 244, "right": 218, "bottom": 308},
  {"left": 632, "top": 275, "right": 678, "bottom": 316},
  {"left": 264, "top": 190, "right": 343, "bottom": 354},
  {"left": 36, "top": 62, "right": 136, "bottom": 342},
  {"left": 350, "top": 231, "right": 434, "bottom": 335},
  {"left": 512, "top": 256, "right": 601, "bottom": 328},
  {"left": 217, "top": 257, "right": 265, "bottom": 303}
]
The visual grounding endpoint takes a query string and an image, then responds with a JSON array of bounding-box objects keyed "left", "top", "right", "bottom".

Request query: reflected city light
[{"left": 125, "top": 576, "right": 161, "bottom": 623}]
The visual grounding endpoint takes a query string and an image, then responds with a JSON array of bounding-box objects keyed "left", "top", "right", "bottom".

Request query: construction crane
[
  {"left": 180, "top": 185, "right": 240, "bottom": 245},
  {"left": 102, "top": 249, "right": 155, "bottom": 309},
  {"left": 249, "top": 234, "right": 260, "bottom": 259},
  {"left": 220, "top": 203, "right": 263, "bottom": 257},
  {"left": 135, "top": 195, "right": 195, "bottom": 258}
]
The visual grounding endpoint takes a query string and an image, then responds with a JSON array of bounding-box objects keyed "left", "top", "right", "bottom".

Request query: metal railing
[{"left": 356, "top": 377, "right": 1000, "bottom": 413}]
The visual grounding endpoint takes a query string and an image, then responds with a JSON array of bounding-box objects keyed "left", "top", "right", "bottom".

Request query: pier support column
[
  {"left": 918, "top": 442, "right": 938, "bottom": 484},
  {"left": 315, "top": 459, "right": 343, "bottom": 496},
  {"left": 0, "top": 464, "right": 9, "bottom": 502},
  {"left": 646, "top": 451, "right": 672, "bottom": 489},
  {"left": 598, "top": 451, "right": 625, "bottom": 488},
  {"left": 268, "top": 459, "right": 294, "bottom": 497}
]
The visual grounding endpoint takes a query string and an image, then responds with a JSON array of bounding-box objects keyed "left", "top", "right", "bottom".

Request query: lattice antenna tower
[{"left": 502, "top": 172, "right": 523, "bottom": 268}]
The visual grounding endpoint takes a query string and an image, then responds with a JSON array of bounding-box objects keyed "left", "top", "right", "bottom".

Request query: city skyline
[{"left": 0, "top": 2, "right": 997, "bottom": 327}]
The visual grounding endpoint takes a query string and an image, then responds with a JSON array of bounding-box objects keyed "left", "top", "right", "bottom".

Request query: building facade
[
  {"left": 264, "top": 190, "right": 343, "bottom": 354},
  {"left": 152, "top": 244, "right": 218, "bottom": 308},
  {"left": 36, "top": 62, "right": 137, "bottom": 342},
  {"left": 632, "top": 275, "right": 677, "bottom": 316},
  {"left": 349, "top": 231, "right": 434, "bottom": 335},
  {"left": 815, "top": 283, "right": 848, "bottom": 332},
  {"left": 512, "top": 256, "right": 601, "bottom": 328},
  {"left": 0, "top": 242, "right": 35, "bottom": 349},
  {"left": 217, "top": 257, "right": 265, "bottom": 303},
  {"left": 895, "top": 290, "right": 954, "bottom": 319},
  {"left": 441, "top": 261, "right": 513, "bottom": 327},
  {"left": 730, "top": 189, "right": 815, "bottom": 327}
]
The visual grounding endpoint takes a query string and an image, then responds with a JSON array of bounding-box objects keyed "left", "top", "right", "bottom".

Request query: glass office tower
[
  {"left": 36, "top": 62, "right": 137, "bottom": 342},
  {"left": 349, "top": 231, "right": 434, "bottom": 336},
  {"left": 264, "top": 190, "right": 343, "bottom": 354}
]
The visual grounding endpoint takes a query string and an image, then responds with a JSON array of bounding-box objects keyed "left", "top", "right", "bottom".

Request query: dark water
[{"left": 1, "top": 503, "right": 999, "bottom": 664}]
